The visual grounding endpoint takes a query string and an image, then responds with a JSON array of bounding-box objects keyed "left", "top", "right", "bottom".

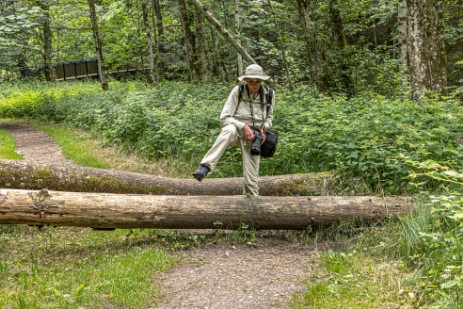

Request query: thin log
[
  {"left": 0, "top": 189, "right": 414, "bottom": 230},
  {"left": 0, "top": 160, "right": 334, "bottom": 196}
]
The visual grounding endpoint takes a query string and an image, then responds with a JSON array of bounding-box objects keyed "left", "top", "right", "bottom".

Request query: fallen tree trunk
[
  {"left": 0, "top": 160, "right": 334, "bottom": 196},
  {"left": 0, "top": 189, "right": 413, "bottom": 230}
]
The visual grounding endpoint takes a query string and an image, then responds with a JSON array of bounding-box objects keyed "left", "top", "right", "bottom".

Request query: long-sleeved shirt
[{"left": 219, "top": 85, "right": 275, "bottom": 131}]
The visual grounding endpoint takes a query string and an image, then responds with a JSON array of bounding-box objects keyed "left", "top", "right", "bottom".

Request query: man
[{"left": 192, "top": 64, "right": 275, "bottom": 196}]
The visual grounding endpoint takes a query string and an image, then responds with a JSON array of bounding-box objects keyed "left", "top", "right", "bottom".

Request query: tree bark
[
  {"left": 0, "top": 161, "right": 334, "bottom": 196},
  {"left": 177, "top": 0, "right": 195, "bottom": 81},
  {"left": 141, "top": 0, "right": 158, "bottom": 84},
  {"left": 0, "top": 189, "right": 413, "bottom": 230},
  {"left": 195, "top": 5, "right": 208, "bottom": 80},
  {"left": 192, "top": 0, "right": 257, "bottom": 65},
  {"left": 328, "top": 0, "right": 354, "bottom": 96},
  {"left": 296, "top": 0, "right": 327, "bottom": 90},
  {"left": 267, "top": 0, "right": 293, "bottom": 89},
  {"left": 39, "top": 0, "right": 53, "bottom": 81},
  {"left": 87, "top": 0, "right": 108, "bottom": 91},
  {"left": 234, "top": 0, "right": 243, "bottom": 76},
  {"left": 404, "top": 0, "right": 447, "bottom": 101},
  {"left": 152, "top": 0, "right": 163, "bottom": 37}
]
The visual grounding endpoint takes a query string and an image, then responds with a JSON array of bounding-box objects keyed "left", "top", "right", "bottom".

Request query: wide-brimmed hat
[{"left": 238, "top": 64, "right": 270, "bottom": 81}]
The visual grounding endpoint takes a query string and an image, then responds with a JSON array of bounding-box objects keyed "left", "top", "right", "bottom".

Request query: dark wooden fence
[{"left": 19, "top": 57, "right": 180, "bottom": 81}]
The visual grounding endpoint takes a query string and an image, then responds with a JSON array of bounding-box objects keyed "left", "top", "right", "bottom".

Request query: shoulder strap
[{"left": 238, "top": 84, "right": 273, "bottom": 114}]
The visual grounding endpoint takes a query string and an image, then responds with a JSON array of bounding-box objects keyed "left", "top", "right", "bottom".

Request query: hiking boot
[{"left": 192, "top": 164, "right": 210, "bottom": 182}]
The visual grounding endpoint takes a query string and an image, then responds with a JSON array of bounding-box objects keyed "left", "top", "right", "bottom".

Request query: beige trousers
[{"left": 201, "top": 124, "right": 261, "bottom": 196}]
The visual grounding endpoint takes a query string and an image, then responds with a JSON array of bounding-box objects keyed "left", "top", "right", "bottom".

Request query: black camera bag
[{"left": 260, "top": 130, "right": 278, "bottom": 158}]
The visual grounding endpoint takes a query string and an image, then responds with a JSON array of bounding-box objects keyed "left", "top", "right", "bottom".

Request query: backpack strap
[{"left": 238, "top": 84, "right": 273, "bottom": 114}]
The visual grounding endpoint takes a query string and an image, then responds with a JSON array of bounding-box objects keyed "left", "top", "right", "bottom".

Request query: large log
[
  {"left": 0, "top": 160, "right": 334, "bottom": 196},
  {"left": 0, "top": 189, "right": 414, "bottom": 230}
]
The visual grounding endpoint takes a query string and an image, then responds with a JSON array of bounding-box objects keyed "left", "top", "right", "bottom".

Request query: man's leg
[
  {"left": 239, "top": 138, "right": 261, "bottom": 195},
  {"left": 193, "top": 124, "right": 240, "bottom": 181}
]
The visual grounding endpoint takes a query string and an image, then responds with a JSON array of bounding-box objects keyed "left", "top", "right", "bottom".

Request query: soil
[{"left": 1, "top": 122, "right": 321, "bottom": 309}]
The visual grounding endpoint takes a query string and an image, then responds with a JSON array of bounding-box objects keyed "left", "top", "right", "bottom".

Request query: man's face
[{"left": 246, "top": 78, "right": 262, "bottom": 95}]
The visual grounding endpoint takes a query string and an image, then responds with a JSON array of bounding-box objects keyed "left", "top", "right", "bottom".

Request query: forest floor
[{"left": 1, "top": 122, "right": 326, "bottom": 309}]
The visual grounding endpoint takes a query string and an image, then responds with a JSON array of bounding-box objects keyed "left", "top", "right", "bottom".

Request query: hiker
[{"left": 192, "top": 64, "right": 275, "bottom": 196}]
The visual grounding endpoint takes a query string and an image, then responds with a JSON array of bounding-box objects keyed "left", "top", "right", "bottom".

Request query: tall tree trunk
[
  {"left": 328, "top": 0, "right": 354, "bottom": 96},
  {"left": 151, "top": 0, "right": 163, "bottom": 77},
  {"left": 151, "top": 0, "right": 163, "bottom": 37},
  {"left": 177, "top": 0, "right": 195, "bottom": 81},
  {"left": 296, "top": 0, "right": 328, "bottom": 90},
  {"left": 234, "top": 0, "right": 243, "bottom": 76},
  {"left": 209, "top": 21, "right": 228, "bottom": 83},
  {"left": 195, "top": 5, "right": 208, "bottom": 80},
  {"left": 87, "top": 0, "right": 108, "bottom": 91},
  {"left": 404, "top": 0, "right": 447, "bottom": 101},
  {"left": 267, "top": 0, "right": 293, "bottom": 89},
  {"left": 192, "top": 0, "right": 256, "bottom": 65},
  {"left": 0, "top": 189, "right": 413, "bottom": 230},
  {"left": 39, "top": 0, "right": 53, "bottom": 81},
  {"left": 398, "top": 0, "right": 408, "bottom": 74},
  {"left": 141, "top": 0, "right": 158, "bottom": 84}
]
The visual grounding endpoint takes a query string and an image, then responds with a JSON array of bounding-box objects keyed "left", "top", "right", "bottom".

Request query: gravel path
[{"left": 1, "top": 122, "right": 319, "bottom": 309}]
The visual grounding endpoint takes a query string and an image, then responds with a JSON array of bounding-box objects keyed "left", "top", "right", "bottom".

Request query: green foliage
[
  {"left": 1, "top": 80, "right": 462, "bottom": 194},
  {"left": 396, "top": 163, "right": 463, "bottom": 308}
]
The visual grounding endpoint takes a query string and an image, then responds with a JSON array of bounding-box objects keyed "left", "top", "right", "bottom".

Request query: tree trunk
[
  {"left": 405, "top": 0, "right": 447, "bottom": 101},
  {"left": 192, "top": 0, "right": 257, "bottom": 65},
  {"left": 195, "top": 5, "right": 208, "bottom": 80},
  {"left": 87, "top": 0, "right": 108, "bottom": 91},
  {"left": 0, "top": 161, "right": 334, "bottom": 196},
  {"left": 152, "top": 0, "right": 163, "bottom": 37},
  {"left": 267, "top": 0, "right": 293, "bottom": 89},
  {"left": 398, "top": 0, "right": 408, "bottom": 74},
  {"left": 141, "top": 0, "right": 158, "bottom": 84},
  {"left": 177, "top": 0, "right": 195, "bottom": 81},
  {"left": 210, "top": 22, "right": 228, "bottom": 83},
  {"left": 296, "top": 0, "right": 327, "bottom": 90},
  {"left": 328, "top": 0, "right": 354, "bottom": 96},
  {"left": 0, "top": 189, "right": 413, "bottom": 230},
  {"left": 234, "top": 0, "right": 243, "bottom": 76},
  {"left": 39, "top": 0, "right": 53, "bottom": 81}
]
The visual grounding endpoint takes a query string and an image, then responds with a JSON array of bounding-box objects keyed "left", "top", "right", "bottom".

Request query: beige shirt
[{"left": 220, "top": 85, "right": 274, "bottom": 130}]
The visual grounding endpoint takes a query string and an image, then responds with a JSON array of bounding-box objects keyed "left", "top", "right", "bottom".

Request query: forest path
[{"left": 1, "top": 122, "right": 320, "bottom": 309}]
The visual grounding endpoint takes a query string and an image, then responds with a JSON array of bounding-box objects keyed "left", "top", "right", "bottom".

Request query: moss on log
[{"left": 0, "top": 160, "right": 335, "bottom": 196}]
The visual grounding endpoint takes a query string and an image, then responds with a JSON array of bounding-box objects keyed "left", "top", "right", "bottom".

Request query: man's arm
[{"left": 219, "top": 86, "right": 246, "bottom": 130}]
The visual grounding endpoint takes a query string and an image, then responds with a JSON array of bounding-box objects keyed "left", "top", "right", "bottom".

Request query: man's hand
[
  {"left": 242, "top": 124, "right": 254, "bottom": 141},
  {"left": 260, "top": 127, "right": 267, "bottom": 144}
]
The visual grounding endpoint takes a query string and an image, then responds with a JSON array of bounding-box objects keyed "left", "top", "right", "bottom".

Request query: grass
[
  {"left": 0, "top": 128, "right": 22, "bottom": 160},
  {"left": 0, "top": 226, "right": 176, "bottom": 309},
  {"left": 291, "top": 250, "right": 416, "bottom": 308},
  {"left": 34, "top": 122, "right": 192, "bottom": 178}
]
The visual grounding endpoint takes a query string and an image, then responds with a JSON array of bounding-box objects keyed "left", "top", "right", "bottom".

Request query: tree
[
  {"left": 38, "top": 0, "right": 53, "bottom": 81},
  {"left": 87, "top": 0, "right": 108, "bottom": 90},
  {"left": 177, "top": 0, "right": 195, "bottom": 81},
  {"left": 192, "top": 0, "right": 256, "bottom": 65},
  {"left": 399, "top": 0, "right": 447, "bottom": 101},
  {"left": 295, "top": 0, "right": 327, "bottom": 90},
  {"left": 141, "top": 0, "right": 158, "bottom": 84}
]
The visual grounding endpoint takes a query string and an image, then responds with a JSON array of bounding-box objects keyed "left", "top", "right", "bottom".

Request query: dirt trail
[{"left": 1, "top": 122, "right": 318, "bottom": 309}]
